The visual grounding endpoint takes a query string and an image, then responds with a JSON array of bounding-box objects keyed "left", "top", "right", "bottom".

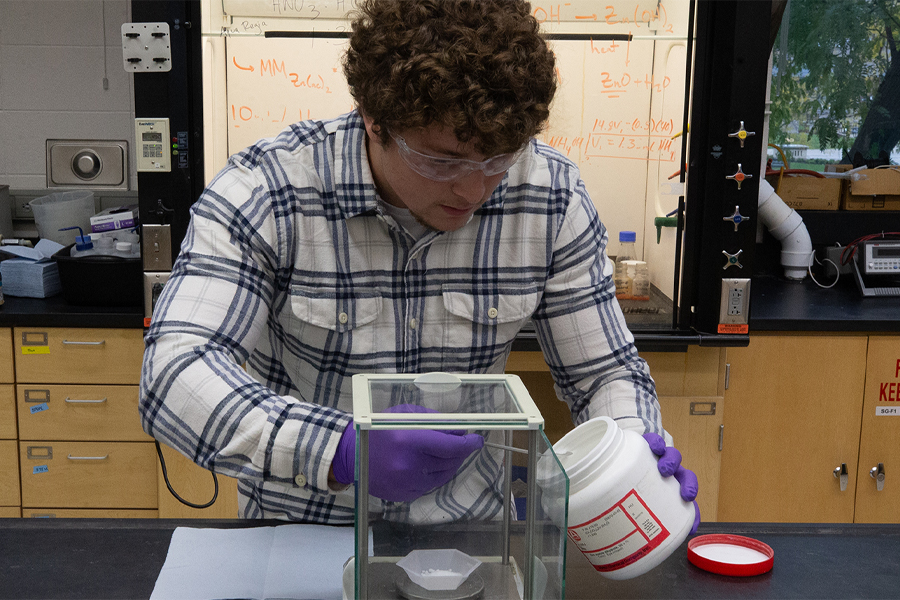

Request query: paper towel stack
[{"left": 0, "top": 239, "right": 64, "bottom": 298}]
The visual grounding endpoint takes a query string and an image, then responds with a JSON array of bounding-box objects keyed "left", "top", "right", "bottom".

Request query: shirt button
[
  {"left": 487, "top": 307, "right": 498, "bottom": 319},
  {"left": 409, "top": 318, "right": 418, "bottom": 330},
  {"left": 294, "top": 473, "right": 307, "bottom": 487},
  {"left": 338, "top": 312, "right": 349, "bottom": 324}
]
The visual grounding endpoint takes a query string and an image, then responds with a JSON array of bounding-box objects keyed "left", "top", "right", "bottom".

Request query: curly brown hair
[{"left": 343, "top": 0, "right": 556, "bottom": 156}]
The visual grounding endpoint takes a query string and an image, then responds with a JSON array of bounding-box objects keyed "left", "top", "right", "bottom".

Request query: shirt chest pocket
[
  {"left": 440, "top": 284, "right": 541, "bottom": 359},
  {"left": 290, "top": 285, "right": 382, "bottom": 334}
]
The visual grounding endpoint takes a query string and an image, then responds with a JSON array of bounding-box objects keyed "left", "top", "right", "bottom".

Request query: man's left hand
[{"left": 642, "top": 432, "right": 700, "bottom": 534}]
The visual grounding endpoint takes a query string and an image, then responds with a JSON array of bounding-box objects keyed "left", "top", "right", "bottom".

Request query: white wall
[{"left": 0, "top": 0, "right": 136, "bottom": 190}]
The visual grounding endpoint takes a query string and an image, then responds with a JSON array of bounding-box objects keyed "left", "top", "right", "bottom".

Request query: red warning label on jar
[{"left": 567, "top": 489, "right": 670, "bottom": 572}]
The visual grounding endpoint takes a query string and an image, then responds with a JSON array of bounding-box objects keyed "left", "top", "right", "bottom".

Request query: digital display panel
[
  {"left": 873, "top": 246, "right": 900, "bottom": 258},
  {"left": 142, "top": 131, "right": 163, "bottom": 142}
]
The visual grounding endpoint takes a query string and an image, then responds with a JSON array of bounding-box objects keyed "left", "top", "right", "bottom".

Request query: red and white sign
[{"left": 567, "top": 489, "right": 670, "bottom": 572}]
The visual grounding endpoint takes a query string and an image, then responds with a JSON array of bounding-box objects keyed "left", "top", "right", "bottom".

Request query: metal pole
[
  {"left": 501, "top": 429, "right": 512, "bottom": 565},
  {"left": 523, "top": 430, "right": 539, "bottom": 599},
  {"left": 357, "top": 428, "right": 369, "bottom": 600}
]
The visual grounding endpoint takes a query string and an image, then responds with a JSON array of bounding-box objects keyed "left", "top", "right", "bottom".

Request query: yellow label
[{"left": 22, "top": 346, "right": 50, "bottom": 355}]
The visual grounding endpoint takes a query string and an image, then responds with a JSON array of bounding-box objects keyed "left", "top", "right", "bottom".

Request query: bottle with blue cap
[
  {"left": 58, "top": 226, "right": 99, "bottom": 258},
  {"left": 613, "top": 231, "right": 637, "bottom": 299}
]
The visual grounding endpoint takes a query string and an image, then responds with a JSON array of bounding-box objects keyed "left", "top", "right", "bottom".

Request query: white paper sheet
[
  {"left": 150, "top": 524, "right": 359, "bottom": 600},
  {"left": 0, "top": 239, "right": 64, "bottom": 260}
]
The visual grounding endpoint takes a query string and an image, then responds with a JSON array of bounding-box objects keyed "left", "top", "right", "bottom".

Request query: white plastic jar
[{"left": 538, "top": 416, "right": 695, "bottom": 580}]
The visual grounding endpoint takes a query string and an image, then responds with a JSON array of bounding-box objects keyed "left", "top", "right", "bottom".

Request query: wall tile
[
  {"left": 1, "top": 45, "right": 132, "bottom": 112},
  {"left": 2, "top": 1, "right": 129, "bottom": 47}
]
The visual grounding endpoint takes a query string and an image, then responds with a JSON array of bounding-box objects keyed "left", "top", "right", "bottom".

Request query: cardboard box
[
  {"left": 842, "top": 168, "right": 900, "bottom": 210},
  {"left": 766, "top": 175, "right": 841, "bottom": 210},
  {"left": 90, "top": 205, "right": 138, "bottom": 233}
]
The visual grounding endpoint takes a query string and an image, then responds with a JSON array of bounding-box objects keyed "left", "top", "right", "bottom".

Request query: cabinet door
[
  {"left": 0, "top": 440, "right": 20, "bottom": 506},
  {"left": 718, "top": 335, "right": 868, "bottom": 522},
  {"left": 657, "top": 396, "right": 723, "bottom": 522},
  {"left": 14, "top": 328, "right": 143, "bottom": 384},
  {"left": 19, "top": 441, "right": 156, "bottom": 509},
  {"left": 0, "top": 328, "right": 13, "bottom": 384},
  {"left": 854, "top": 336, "right": 900, "bottom": 523},
  {"left": 0, "top": 385, "right": 16, "bottom": 439},
  {"left": 16, "top": 385, "right": 148, "bottom": 441}
]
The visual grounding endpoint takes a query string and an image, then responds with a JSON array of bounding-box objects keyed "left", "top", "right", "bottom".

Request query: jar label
[{"left": 567, "top": 489, "right": 670, "bottom": 572}]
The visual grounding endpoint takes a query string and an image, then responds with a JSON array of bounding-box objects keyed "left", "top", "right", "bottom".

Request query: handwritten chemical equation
[
  {"left": 544, "top": 134, "right": 677, "bottom": 163},
  {"left": 532, "top": 1, "right": 674, "bottom": 33},
  {"left": 543, "top": 117, "right": 677, "bottom": 162},
  {"left": 595, "top": 71, "right": 672, "bottom": 97},
  {"left": 231, "top": 57, "right": 338, "bottom": 93},
  {"left": 230, "top": 104, "right": 351, "bottom": 126}
]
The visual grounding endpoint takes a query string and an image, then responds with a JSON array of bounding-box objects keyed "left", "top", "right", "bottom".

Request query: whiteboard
[{"left": 202, "top": 0, "right": 693, "bottom": 297}]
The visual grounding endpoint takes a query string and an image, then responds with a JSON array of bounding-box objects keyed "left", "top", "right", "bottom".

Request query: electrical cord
[
  {"left": 807, "top": 249, "right": 840, "bottom": 289},
  {"left": 155, "top": 440, "right": 219, "bottom": 509},
  {"left": 838, "top": 231, "right": 900, "bottom": 269}
]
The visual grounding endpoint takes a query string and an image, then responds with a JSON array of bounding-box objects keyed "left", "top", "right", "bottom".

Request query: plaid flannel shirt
[{"left": 140, "top": 110, "right": 662, "bottom": 524}]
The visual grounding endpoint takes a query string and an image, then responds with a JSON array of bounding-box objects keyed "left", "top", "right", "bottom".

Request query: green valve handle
[{"left": 654, "top": 217, "right": 678, "bottom": 243}]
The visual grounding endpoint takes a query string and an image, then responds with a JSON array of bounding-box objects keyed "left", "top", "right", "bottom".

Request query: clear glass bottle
[
  {"left": 614, "top": 231, "right": 637, "bottom": 300},
  {"left": 626, "top": 260, "right": 650, "bottom": 301}
]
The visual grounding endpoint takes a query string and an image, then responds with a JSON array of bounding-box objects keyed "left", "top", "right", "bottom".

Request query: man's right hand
[{"left": 331, "top": 404, "right": 484, "bottom": 502}]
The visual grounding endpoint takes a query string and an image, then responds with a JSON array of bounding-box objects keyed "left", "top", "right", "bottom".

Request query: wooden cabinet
[
  {"left": 506, "top": 345, "right": 725, "bottom": 521},
  {"left": 0, "top": 440, "right": 20, "bottom": 508},
  {"left": 0, "top": 329, "right": 19, "bottom": 513},
  {"left": 719, "top": 334, "right": 899, "bottom": 524},
  {"left": 19, "top": 441, "right": 157, "bottom": 509},
  {"left": 16, "top": 385, "right": 147, "bottom": 441},
  {"left": 14, "top": 327, "right": 143, "bottom": 384},
  {"left": 14, "top": 328, "right": 157, "bottom": 516},
  {"left": 641, "top": 346, "right": 725, "bottom": 523},
  {"left": 6, "top": 326, "right": 238, "bottom": 519},
  {"left": 853, "top": 337, "right": 900, "bottom": 523}
]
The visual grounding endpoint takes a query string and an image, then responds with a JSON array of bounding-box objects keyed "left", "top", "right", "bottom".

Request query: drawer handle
[
  {"left": 67, "top": 454, "right": 109, "bottom": 460},
  {"left": 65, "top": 397, "right": 108, "bottom": 404},
  {"left": 62, "top": 340, "right": 106, "bottom": 346}
]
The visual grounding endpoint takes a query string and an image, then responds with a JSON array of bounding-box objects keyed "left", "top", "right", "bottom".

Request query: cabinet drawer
[
  {"left": 17, "top": 385, "right": 148, "bottom": 441},
  {"left": 0, "top": 385, "right": 15, "bottom": 439},
  {"left": 14, "top": 328, "right": 144, "bottom": 384},
  {"left": 0, "top": 507, "right": 20, "bottom": 517},
  {"left": 0, "top": 328, "right": 13, "bottom": 384},
  {"left": 22, "top": 508, "right": 158, "bottom": 518},
  {"left": 19, "top": 441, "right": 157, "bottom": 509},
  {"left": 0, "top": 439, "right": 21, "bottom": 506}
]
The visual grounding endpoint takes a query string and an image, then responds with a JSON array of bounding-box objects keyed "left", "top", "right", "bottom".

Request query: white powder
[{"left": 422, "top": 568, "right": 459, "bottom": 576}]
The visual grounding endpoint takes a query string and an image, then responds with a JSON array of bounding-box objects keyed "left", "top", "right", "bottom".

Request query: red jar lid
[{"left": 687, "top": 534, "right": 774, "bottom": 577}]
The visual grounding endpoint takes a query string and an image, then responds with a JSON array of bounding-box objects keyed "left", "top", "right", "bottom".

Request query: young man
[{"left": 140, "top": 0, "right": 698, "bottom": 526}]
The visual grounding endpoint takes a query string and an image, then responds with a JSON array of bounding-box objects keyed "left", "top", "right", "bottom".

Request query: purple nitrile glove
[
  {"left": 332, "top": 404, "right": 484, "bottom": 503},
  {"left": 642, "top": 432, "right": 701, "bottom": 535}
]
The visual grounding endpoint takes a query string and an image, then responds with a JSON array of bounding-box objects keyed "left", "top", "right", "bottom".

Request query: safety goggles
[{"left": 389, "top": 130, "right": 523, "bottom": 182}]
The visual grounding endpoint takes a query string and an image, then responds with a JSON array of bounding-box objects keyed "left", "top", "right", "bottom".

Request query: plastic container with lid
[
  {"left": 114, "top": 241, "right": 140, "bottom": 258},
  {"left": 620, "top": 260, "right": 650, "bottom": 301},
  {"left": 613, "top": 231, "right": 637, "bottom": 299},
  {"left": 537, "top": 416, "right": 695, "bottom": 580},
  {"left": 58, "top": 226, "right": 100, "bottom": 258}
]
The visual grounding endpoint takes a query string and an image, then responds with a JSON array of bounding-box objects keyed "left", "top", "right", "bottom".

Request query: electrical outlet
[{"left": 720, "top": 278, "right": 751, "bottom": 324}]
